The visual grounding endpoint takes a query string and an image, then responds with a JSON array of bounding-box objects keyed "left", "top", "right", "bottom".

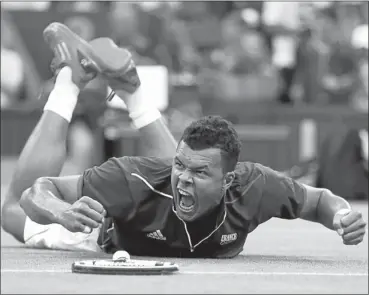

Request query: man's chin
[{"left": 176, "top": 209, "right": 197, "bottom": 222}]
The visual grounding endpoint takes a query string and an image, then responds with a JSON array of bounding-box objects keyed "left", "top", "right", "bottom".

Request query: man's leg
[
  {"left": 1, "top": 21, "right": 102, "bottom": 243},
  {"left": 2, "top": 31, "right": 178, "bottom": 247},
  {"left": 2, "top": 76, "right": 176, "bottom": 246},
  {"left": 1, "top": 68, "right": 80, "bottom": 242},
  {"left": 115, "top": 89, "right": 177, "bottom": 158},
  {"left": 1, "top": 77, "right": 176, "bottom": 245},
  {"left": 89, "top": 37, "right": 177, "bottom": 158},
  {"left": 139, "top": 117, "right": 177, "bottom": 158}
]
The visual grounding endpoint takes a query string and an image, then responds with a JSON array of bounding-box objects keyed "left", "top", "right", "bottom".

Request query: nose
[{"left": 178, "top": 170, "right": 193, "bottom": 185}]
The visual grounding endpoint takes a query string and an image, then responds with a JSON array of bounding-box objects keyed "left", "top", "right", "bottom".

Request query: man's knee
[{"left": 1, "top": 202, "right": 26, "bottom": 243}]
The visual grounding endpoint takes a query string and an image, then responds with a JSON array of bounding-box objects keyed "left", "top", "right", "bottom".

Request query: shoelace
[
  {"left": 40, "top": 59, "right": 117, "bottom": 102},
  {"left": 80, "top": 58, "right": 117, "bottom": 102},
  {"left": 106, "top": 90, "right": 116, "bottom": 102}
]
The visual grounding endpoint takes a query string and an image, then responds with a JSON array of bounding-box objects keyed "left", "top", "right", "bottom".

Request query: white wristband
[
  {"left": 43, "top": 67, "right": 80, "bottom": 122},
  {"left": 43, "top": 84, "right": 80, "bottom": 122},
  {"left": 130, "top": 109, "right": 162, "bottom": 129}
]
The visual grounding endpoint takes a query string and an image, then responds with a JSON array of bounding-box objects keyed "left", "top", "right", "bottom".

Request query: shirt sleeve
[
  {"left": 77, "top": 156, "right": 172, "bottom": 219},
  {"left": 77, "top": 157, "right": 134, "bottom": 218},
  {"left": 255, "top": 164, "right": 307, "bottom": 224}
]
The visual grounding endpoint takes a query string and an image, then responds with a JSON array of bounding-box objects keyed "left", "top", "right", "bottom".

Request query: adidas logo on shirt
[{"left": 146, "top": 230, "right": 167, "bottom": 241}]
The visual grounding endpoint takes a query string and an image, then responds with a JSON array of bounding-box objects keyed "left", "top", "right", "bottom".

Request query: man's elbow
[
  {"left": 19, "top": 186, "right": 46, "bottom": 225},
  {"left": 303, "top": 187, "right": 351, "bottom": 229},
  {"left": 299, "top": 186, "right": 330, "bottom": 222},
  {"left": 19, "top": 177, "right": 47, "bottom": 213},
  {"left": 20, "top": 178, "right": 60, "bottom": 225}
]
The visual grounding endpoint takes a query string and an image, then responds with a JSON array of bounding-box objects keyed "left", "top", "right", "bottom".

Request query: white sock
[
  {"left": 43, "top": 67, "right": 80, "bottom": 122},
  {"left": 121, "top": 87, "right": 161, "bottom": 129}
]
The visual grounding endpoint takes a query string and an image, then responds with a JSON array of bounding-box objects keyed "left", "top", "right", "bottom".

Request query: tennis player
[{"left": 2, "top": 23, "right": 366, "bottom": 257}]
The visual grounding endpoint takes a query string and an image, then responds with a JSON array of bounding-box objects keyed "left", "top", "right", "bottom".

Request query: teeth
[
  {"left": 179, "top": 200, "right": 194, "bottom": 211},
  {"left": 178, "top": 189, "right": 190, "bottom": 196},
  {"left": 177, "top": 189, "right": 194, "bottom": 212}
]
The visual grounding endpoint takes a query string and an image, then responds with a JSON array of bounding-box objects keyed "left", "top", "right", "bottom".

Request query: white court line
[
  {"left": 1, "top": 269, "right": 368, "bottom": 277},
  {"left": 183, "top": 271, "right": 368, "bottom": 277}
]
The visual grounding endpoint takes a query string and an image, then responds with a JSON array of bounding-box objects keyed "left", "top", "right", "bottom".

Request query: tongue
[{"left": 181, "top": 196, "right": 194, "bottom": 207}]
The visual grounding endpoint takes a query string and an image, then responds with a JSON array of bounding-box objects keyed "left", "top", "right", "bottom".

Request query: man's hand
[
  {"left": 57, "top": 196, "right": 106, "bottom": 234},
  {"left": 333, "top": 209, "right": 367, "bottom": 245}
]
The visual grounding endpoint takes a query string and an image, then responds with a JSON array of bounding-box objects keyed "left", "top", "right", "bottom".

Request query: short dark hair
[{"left": 179, "top": 116, "right": 241, "bottom": 172}]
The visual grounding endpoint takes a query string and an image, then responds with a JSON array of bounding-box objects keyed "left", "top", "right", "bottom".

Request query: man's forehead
[{"left": 176, "top": 142, "right": 222, "bottom": 165}]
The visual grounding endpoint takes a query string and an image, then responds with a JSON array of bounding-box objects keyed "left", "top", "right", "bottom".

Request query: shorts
[{"left": 23, "top": 217, "right": 104, "bottom": 252}]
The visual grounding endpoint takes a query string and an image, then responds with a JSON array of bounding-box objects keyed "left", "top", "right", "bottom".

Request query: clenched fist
[
  {"left": 333, "top": 209, "right": 367, "bottom": 245},
  {"left": 57, "top": 196, "right": 106, "bottom": 233}
]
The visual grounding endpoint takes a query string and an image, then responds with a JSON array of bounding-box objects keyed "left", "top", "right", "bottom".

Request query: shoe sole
[
  {"left": 43, "top": 23, "right": 132, "bottom": 75},
  {"left": 89, "top": 37, "right": 134, "bottom": 76}
]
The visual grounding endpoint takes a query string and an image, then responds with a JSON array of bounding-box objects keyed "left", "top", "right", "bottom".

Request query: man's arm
[
  {"left": 20, "top": 175, "right": 106, "bottom": 233},
  {"left": 20, "top": 175, "right": 80, "bottom": 225},
  {"left": 299, "top": 184, "right": 366, "bottom": 245},
  {"left": 19, "top": 156, "right": 164, "bottom": 233},
  {"left": 299, "top": 184, "right": 351, "bottom": 229},
  {"left": 254, "top": 163, "right": 366, "bottom": 245},
  {"left": 19, "top": 156, "right": 130, "bottom": 228}
]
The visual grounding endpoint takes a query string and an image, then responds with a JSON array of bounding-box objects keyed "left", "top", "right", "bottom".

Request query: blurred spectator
[
  {"left": 109, "top": 1, "right": 204, "bottom": 87},
  {"left": 290, "top": 9, "right": 328, "bottom": 104},
  {"left": 169, "top": 6, "right": 205, "bottom": 74},
  {"left": 46, "top": 1, "right": 113, "bottom": 13},
  {"left": 288, "top": 126, "right": 368, "bottom": 200},
  {"left": 321, "top": 44, "right": 357, "bottom": 104},
  {"left": 262, "top": 1, "right": 302, "bottom": 103},
  {"left": 335, "top": 2, "right": 364, "bottom": 43},
  {"left": 199, "top": 7, "right": 280, "bottom": 102},
  {"left": 175, "top": 2, "right": 209, "bottom": 21},
  {"left": 1, "top": 1, "right": 50, "bottom": 11},
  {"left": 167, "top": 100, "right": 203, "bottom": 136},
  {"left": 109, "top": 3, "right": 153, "bottom": 64},
  {"left": 1, "top": 48, "right": 24, "bottom": 108},
  {"left": 317, "top": 126, "right": 368, "bottom": 200},
  {"left": 3, "top": 0, "right": 366, "bottom": 111},
  {"left": 291, "top": 2, "right": 367, "bottom": 106},
  {"left": 137, "top": 2, "right": 187, "bottom": 71},
  {"left": 351, "top": 24, "right": 368, "bottom": 112},
  {"left": 1, "top": 17, "right": 25, "bottom": 108},
  {"left": 109, "top": 2, "right": 176, "bottom": 70}
]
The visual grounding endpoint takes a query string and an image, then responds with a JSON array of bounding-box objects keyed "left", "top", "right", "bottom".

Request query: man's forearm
[
  {"left": 20, "top": 178, "right": 70, "bottom": 225},
  {"left": 316, "top": 189, "right": 351, "bottom": 230}
]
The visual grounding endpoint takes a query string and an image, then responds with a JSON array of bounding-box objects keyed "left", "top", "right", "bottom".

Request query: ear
[{"left": 223, "top": 171, "right": 235, "bottom": 191}]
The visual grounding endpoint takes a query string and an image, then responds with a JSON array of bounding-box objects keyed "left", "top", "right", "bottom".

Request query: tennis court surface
[{"left": 1, "top": 160, "right": 368, "bottom": 294}]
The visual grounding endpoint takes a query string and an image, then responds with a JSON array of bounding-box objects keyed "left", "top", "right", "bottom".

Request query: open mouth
[{"left": 177, "top": 189, "right": 195, "bottom": 212}]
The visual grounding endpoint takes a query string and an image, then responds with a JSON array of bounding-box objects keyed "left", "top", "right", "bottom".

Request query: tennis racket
[{"left": 72, "top": 258, "right": 179, "bottom": 275}]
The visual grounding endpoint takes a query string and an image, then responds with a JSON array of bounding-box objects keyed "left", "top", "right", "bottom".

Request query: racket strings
[{"left": 93, "top": 260, "right": 161, "bottom": 268}]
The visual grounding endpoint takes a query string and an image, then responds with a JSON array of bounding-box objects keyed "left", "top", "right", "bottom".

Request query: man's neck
[{"left": 186, "top": 204, "right": 224, "bottom": 244}]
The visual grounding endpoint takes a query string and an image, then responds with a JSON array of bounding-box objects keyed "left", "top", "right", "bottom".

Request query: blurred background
[{"left": 1, "top": 1, "right": 368, "bottom": 201}]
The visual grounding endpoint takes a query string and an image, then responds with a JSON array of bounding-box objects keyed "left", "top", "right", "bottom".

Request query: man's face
[{"left": 171, "top": 141, "right": 227, "bottom": 222}]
